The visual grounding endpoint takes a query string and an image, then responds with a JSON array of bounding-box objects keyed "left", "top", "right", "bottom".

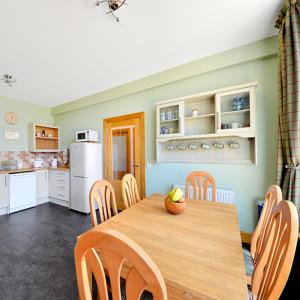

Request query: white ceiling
[{"left": 0, "top": 0, "right": 282, "bottom": 108}]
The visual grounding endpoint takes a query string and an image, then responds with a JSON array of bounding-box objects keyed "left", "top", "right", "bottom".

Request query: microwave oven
[{"left": 76, "top": 130, "right": 98, "bottom": 142}]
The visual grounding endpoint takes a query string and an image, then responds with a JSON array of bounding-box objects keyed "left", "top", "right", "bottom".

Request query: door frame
[{"left": 103, "top": 112, "right": 145, "bottom": 198}]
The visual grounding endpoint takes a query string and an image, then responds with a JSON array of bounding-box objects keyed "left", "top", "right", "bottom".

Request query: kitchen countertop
[{"left": 0, "top": 166, "right": 69, "bottom": 175}]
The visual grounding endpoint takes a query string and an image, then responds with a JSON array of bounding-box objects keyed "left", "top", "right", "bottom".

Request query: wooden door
[{"left": 104, "top": 112, "right": 145, "bottom": 210}]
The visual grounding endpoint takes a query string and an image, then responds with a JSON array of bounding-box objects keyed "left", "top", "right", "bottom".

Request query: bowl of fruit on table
[{"left": 164, "top": 188, "right": 186, "bottom": 215}]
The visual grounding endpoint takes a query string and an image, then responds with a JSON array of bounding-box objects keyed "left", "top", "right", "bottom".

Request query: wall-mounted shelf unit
[
  {"left": 155, "top": 82, "right": 257, "bottom": 164},
  {"left": 28, "top": 123, "right": 60, "bottom": 152}
]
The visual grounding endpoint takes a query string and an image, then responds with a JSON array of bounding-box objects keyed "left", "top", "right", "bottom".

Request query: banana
[{"left": 168, "top": 188, "right": 183, "bottom": 202}]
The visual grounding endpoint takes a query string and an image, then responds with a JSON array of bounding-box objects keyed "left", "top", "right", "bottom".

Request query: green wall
[
  {"left": 53, "top": 37, "right": 278, "bottom": 232},
  {"left": 0, "top": 97, "right": 53, "bottom": 151}
]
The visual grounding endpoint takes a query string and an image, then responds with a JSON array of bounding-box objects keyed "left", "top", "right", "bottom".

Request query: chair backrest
[
  {"left": 75, "top": 228, "right": 168, "bottom": 300},
  {"left": 251, "top": 200, "right": 299, "bottom": 300},
  {"left": 89, "top": 180, "right": 118, "bottom": 227},
  {"left": 121, "top": 174, "right": 140, "bottom": 208},
  {"left": 250, "top": 185, "right": 282, "bottom": 261},
  {"left": 185, "top": 171, "right": 216, "bottom": 201}
]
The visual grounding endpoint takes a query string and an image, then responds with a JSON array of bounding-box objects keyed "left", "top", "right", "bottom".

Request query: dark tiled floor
[{"left": 0, "top": 203, "right": 91, "bottom": 300}]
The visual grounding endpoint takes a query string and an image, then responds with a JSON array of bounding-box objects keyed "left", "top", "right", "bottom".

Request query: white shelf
[
  {"left": 157, "top": 131, "right": 256, "bottom": 142},
  {"left": 221, "top": 109, "right": 250, "bottom": 115},
  {"left": 185, "top": 113, "right": 215, "bottom": 120},
  {"left": 160, "top": 119, "right": 179, "bottom": 123}
]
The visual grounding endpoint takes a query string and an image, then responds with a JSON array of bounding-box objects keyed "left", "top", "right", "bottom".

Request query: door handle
[{"left": 132, "top": 165, "right": 140, "bottom": 168}]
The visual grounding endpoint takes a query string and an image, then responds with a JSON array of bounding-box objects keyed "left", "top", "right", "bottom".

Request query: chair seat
[
  {"left": 243, "top": 248, "right": 255, "bottom": 276},
  {"left": 121, "top": 283, "right": 153, "bottom": 300}
]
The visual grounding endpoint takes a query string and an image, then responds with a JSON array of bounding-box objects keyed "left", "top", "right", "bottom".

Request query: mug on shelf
[
  {"left": 191, "top": 109, "right": 198, "bottom": 117},
  {"left": 166, "top": 144, "right": 175, "bottom": 151},
  {"left": 214, "top": 142, "right": 224, "bottom": 149},
  {"left": 178, "top": 144, "right": 186, "bottom": 151},
  {"left": 231, "top": 122, "right": 239, "bottom": 129},
  {"left": 189, "top": 143, "right": 198, "bottom": 150},
  {"left": 161, "top": 127, "right": 169, "bottom": 134}
]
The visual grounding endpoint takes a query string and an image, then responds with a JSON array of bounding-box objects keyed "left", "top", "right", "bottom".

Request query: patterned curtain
[{"left": 276, "top": 0, "right": 300, "bottom": 216}]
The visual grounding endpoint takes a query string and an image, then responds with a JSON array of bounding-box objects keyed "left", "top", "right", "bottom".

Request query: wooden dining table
[{"left": 81, "top": 193, "right": 248, "bottom": 300}]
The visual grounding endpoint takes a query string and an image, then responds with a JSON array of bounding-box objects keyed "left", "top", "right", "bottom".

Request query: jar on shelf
[
  {"left": 171, "top": 108, "right": 178, "bottom": 120},
  {"left": 160, "top": 112, "right": 166, "bottom": 121},
  {"left": 166, "top": 110, "right": 172, "bottom": 120}
]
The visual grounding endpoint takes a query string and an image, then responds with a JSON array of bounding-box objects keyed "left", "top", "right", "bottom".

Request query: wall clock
[{"left": 5, "top": 112, "right": 18, "bottom": 125}]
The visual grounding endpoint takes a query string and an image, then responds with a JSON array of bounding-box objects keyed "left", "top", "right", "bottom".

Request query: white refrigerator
[{"left": 70, "top": 143, "right": 102, "bottom": 213}]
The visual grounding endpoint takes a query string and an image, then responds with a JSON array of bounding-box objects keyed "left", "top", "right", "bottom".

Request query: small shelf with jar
[
  {"left": 155, "top": 82, "right": 258, "bottom": 164},
  {"left": 184, "top": 94, "right": 216, "bottom": 136},
  {"left": 28, "top": 123, "right": 60, "bottom": 152}
]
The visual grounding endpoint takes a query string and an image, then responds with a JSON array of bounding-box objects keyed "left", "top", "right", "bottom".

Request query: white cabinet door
[
  {"left": 70, "top": 143, "right": 88, "bottom": 177},
  {"left": 49, "top": 170, "right": 70, "bottom": 203},
  {"left": 0, "top": 174, "right": 9, "bottom": 209},
  {"left": 70, "top": 176, "right": 89, "bottom": 213},
  {"left": 36, "top": 170, "right": 49, "bottom": 199},
  {"left": 215, "top": 87, "right": 256, "bottom": 135},
  {"left": 156, "top": 101, "right": 184, "bottom": 138}
]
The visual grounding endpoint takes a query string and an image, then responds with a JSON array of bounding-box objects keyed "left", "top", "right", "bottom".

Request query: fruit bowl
[
  {"left": 164, "top": 197, "right": 186, "bottom": 215},
  {"left": 164, "top": 187, "right": 186, "bottom": 214}
]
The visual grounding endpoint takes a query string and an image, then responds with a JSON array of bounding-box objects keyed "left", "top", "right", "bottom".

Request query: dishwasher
[{"left": 9, "top": 171, "right": 36, "bottom": 213}]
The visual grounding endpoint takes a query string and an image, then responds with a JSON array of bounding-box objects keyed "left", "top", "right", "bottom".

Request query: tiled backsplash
[{"left": 0, "top": 151, "right": 65, "bottom": 168}]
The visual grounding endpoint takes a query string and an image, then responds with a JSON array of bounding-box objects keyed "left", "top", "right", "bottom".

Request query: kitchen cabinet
[
  {"left": 49, "top": 170, "right": 69, "bottom": 207},
  {"left": 156, "top": 101, "right": 184, "bottom": 138},
  {"left": 0, "top": 174, "right": 9, "bottom": 212},
  {"left": 155, "top": 82, "right": 257, "bottom": 164},
  {"left": 28, "top": 123, "right": 60, "bottom": 152},
  {"left": 36, "top": 170, "right": 49, "bottom": 199},
  {"left": 215, "top": 86, "right": 256, "bottom": 135}
]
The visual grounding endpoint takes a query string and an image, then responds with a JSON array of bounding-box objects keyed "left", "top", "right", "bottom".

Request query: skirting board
[
  {"left": 241, "top": 231, "right": 252, "bottom": 244},
  {"left": 37, "top": 197, "right": 50, "bottom": 205},
  {"left": 0, "top": 207, "right": 8, "bottom": 216},
  {"left": 49, "top": 197, "right": 69, "bottom": 208},
  {"left": 0, "top": 197, "right": 68, "bottom": 216}
]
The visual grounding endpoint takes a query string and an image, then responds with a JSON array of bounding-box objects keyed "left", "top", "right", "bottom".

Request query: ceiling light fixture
[
  {"left": 96, "top": 0, "right": 127, "bottom": 23},
  {"left": 1, "top": 74, "right": 16, "bottom": 87}
]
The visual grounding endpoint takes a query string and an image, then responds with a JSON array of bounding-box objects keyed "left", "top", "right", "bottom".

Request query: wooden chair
[
  {"left": 89, "top": 180, "right": 118, "bottom": 227},
  {"left": 185, "top": 171, "right": 216, "bottom": 201},
  {"left": 74, "top": 228, "right": 168, "bottom": 300},
  {"left": 249, "top": 200, "right": 299, "bottom": 300},
  {"left": 251, "top": 185, "right": 282, "bottom": 261},
  {"left": 243, "top": 185, "right": 282, "bottom": 282},
  {"left": 121, "top": 174, "right": 140, "bottom": 208}
]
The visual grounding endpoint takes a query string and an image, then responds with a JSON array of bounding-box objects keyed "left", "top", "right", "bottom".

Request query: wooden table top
[{"left": 85, "top": 194, "right": 248, "bottom": 300}]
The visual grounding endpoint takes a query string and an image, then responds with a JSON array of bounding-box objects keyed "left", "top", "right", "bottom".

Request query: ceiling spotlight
[
  {"left": 96, "top": 0, "right": 127, "bottom": 23},
  {"left": 1, "top": 74, "right": 16, "bottom": 87}
]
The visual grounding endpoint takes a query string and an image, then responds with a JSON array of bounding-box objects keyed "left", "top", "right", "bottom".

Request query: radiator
[{"left": 173, "top": 184, "right": 235, "bottom": 204}]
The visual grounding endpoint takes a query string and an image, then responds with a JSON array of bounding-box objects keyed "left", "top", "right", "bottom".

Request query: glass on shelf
[{"left": 160, "top": 105, "right": 179, "bottom": 121}]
